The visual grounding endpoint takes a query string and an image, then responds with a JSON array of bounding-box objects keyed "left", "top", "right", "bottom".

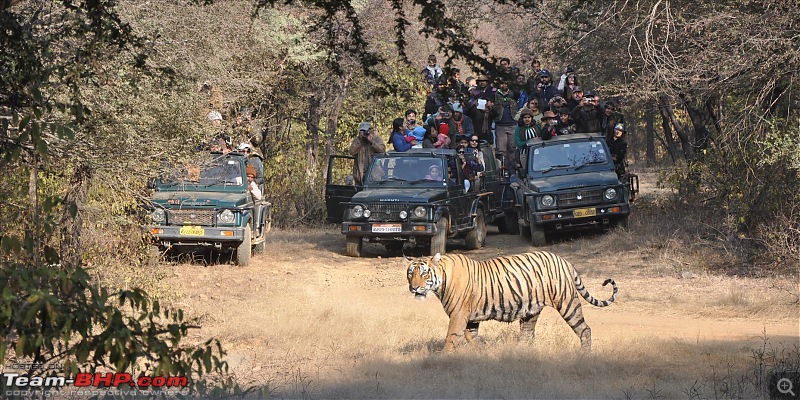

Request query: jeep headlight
[
  {"left": 150, "top": 208, "right": 165, "bottom": 223},
  {"left": 541, "top": 195, "right": 555, "bottom": 207},
  {"left": 218, "top": 209, "right": 235, "bottom": 224},
  {"left": 413, "top": 206, "right": 427, "bottom": 219},
  {"left": 352, "top": 205, "right": 364, "bottom": 218},
  {"left": 604, "top": 188, "right": 618, "bottom": 200},
  {"left": 399, "top": 210, "right": 408, "bottom": 219}
]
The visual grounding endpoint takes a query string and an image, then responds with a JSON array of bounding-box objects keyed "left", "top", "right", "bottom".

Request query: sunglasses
[
  {"left": 470, "top": 139, "right": 478, "bottom": 142},
  {"left": 458, "top": 151, "right": 465, "bottom": 154}
]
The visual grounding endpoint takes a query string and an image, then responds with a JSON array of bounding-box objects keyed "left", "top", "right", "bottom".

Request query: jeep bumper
[
  {"left": 341, "top": 221, "right": 437, "bottom": 238},
  {"left": 532, "top": 203, "right": 630, "bottom": 229},
  {"left": 143, "top": 225, "right": 245, "bottom": 246}
]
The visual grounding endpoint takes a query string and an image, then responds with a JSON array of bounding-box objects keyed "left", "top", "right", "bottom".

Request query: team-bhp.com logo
[{"left": 3, "top": 372, "right": 188, "bottom": 397}]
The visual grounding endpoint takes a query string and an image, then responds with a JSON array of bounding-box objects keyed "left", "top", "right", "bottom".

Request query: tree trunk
[
  {"left": 680, "top": 94, "right": 711, "bottom": 156},
  {"left": 662, "top": 95, "right": 693, "bottom": 160},
  {"left": 322, "top": 75, "right": 350, "bottom": 184},
  {"left": 305, "top": 94, "right": 323, "bottom": 187},
  {"left": 28, "top": 160, "right": 39, "bottom": 266},
  {"left": 59, "top": 164, "right": 92, "bottom": 270},
  {"left": 645, "top": 101, "right": 656, "bottom": 167},
  {"left": 705, "top": 95, "right": 723, "bottom": 137},
  {"left": 657, "top": 96, "right": 678, "bottom": 163}
]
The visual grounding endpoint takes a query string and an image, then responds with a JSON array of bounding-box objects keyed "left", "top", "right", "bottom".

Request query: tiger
[{"left": 406, "top": 251, "right": 618, "bottom": 352}]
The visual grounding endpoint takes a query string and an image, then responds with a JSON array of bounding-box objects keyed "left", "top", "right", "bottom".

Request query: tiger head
[{"left": 407, "top": 253, "right": 443, "bottom": 300}]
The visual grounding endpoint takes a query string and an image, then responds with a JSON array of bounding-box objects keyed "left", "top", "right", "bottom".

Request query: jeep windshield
[
  {"left": 366, "top": 156, "right": 447, "bottom": 187},
  {"left": 157, "top": 154, "right": 245, "bottom": 189},
  {"left": 529, "top": 140, "right": 609, "bottom": 174}
]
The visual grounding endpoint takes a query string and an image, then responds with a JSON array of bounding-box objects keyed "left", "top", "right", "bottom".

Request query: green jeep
[
  {"left": 509, "top": 133, "right": 638, "bottom": 246},
  {"left": 143, "top": 152, "right": 271, "bottom": 266}
]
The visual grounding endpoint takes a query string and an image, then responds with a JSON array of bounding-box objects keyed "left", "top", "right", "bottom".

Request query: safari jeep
[
  {"left": 508, "top": 133, "right": 637, "bottom": 246},
  {"left": 143, "top": 152, "right": 271, "bottom": 266},
  {"left": 326, "top": 148, "right": 496, "bottom": 257}
]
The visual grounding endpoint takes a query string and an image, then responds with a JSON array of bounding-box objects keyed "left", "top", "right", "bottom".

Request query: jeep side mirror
[{"left": 146, "top": 177, "right": 157, "bottom": 189}]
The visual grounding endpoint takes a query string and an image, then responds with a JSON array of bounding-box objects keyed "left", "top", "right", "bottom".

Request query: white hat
[{"left": 237, "top": 142, "right": 252, "bottom": 151}]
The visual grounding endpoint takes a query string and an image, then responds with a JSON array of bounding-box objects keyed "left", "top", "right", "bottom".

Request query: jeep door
[
  {"left": 478, "top": 143, "right": 503, "bottom": 212},
  {"left": 447, "top": 156, "right": 472, "bottom": 229},
  {"left": 325, "top": 155, "right": 360, "bottom": 223}
]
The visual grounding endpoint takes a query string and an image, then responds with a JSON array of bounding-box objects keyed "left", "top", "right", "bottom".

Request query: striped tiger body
[{"left": 406, "top": 252, "right": 618, "bottom": 352}]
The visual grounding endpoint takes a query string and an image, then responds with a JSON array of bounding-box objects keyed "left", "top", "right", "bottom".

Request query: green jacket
[{"left": 514, "top": 123, "right": 541, "bottom": 148}]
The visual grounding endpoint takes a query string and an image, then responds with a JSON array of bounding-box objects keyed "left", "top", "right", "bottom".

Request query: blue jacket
[{"left": 391, "top": 130, "right": 413, "bottom": 152}]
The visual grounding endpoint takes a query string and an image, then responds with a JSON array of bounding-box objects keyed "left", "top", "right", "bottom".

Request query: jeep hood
[
  {"left": 150, "top": 191, "right": 249, "bottom": 208},
  {"left": 352, "top": 188, "right": 448, "bottom": 203},
  {"left": 527, "top": 171, "right": 619, "bottom": 192}
]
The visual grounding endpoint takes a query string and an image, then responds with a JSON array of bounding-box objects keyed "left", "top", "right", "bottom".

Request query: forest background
[{"left": 0, "top": 0, "right": 797, "bottom": 395}]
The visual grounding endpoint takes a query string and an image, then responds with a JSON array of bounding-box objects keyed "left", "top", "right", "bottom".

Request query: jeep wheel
[
  {"left": 345, "top": 236, "right": 362, "bottom": 257},
  {"left": 254, "top": 238, "right": 266, "bottom": 255},
  {"left": 530, "top": 223, "right": 547, "bottom": 247},
  {"left": 465, "top": 209, "right": 486, "bottom": 250},
  {"left": 236, "top": 223, "right": 252, "bottom": 266},
  {"left": 505, "top": 211, "right": 520, "bottom": 235},
  {"left": 520, "top": 215, "right": 530, "bottom": 238},
  {"left": 495, "top": 216, "right": 508, "bottom": 233},
  {"left": 430, "top": 218, "right": 447, "bottom": 256}
]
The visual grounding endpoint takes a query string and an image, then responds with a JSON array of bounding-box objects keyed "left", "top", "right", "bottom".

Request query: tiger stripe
[{"left": 407, "top": 251, "right": 618, "bottom": 352}]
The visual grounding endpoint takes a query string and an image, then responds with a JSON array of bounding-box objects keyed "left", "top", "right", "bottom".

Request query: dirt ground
[{"left": 164, "top": 175, "right": 799, "bottom": 399}]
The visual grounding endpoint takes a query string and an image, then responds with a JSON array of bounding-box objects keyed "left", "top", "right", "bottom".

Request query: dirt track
[{"left": 165, "top": 218, "right": 799, "bottom": 398}]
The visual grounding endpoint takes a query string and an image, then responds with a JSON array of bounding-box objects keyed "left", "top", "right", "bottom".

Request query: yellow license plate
[
  {"left": 573, "top": 208, "right": 597, "bottom": 218},
  {"left": 179, "top": 226, "right": 205, "bottom": 236}
]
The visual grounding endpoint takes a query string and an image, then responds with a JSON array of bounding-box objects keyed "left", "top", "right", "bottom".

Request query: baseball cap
[
  {"left": 237, "top": 143, "right": 252, "bottom": 151},
  {"left": 358, "top": 122, "right": 371, "bottom": 131}
]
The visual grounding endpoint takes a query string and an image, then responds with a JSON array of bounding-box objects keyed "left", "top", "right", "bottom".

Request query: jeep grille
[
  {"left": 168, "top": 209, "right": 216, "bottom": 226},
  {"left": 367, "top": 203, "right": 407, "bottom": 222},
  {"left": 558, "top": 190, "right": 603, "bottom": 207}
]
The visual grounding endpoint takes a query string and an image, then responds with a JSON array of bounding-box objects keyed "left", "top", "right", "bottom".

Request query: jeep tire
[
  {"left": 530, "top": 223, "right": 546, "bottom": 246},
  {"left": 465, "top": 209, "right": 486, "bottom": 250},
  {"left": 236, "top": 223, "right": 252, "bottom": 266},
  {"left": 253, "top": 237, "right": 266, "bottom": 255},
  {"left": 345, "top": 235, "right": 362, "bottom": 257},
  {"left": 430, "top": 218, "right": 447, "bottom": 256},
  {"left": 505, "top": 211, "right": 520, "bottom": 235}
]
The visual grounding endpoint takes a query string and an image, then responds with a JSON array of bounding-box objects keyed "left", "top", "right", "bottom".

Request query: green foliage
[
  {"left": 252, "top": 8, "right": 327, "bottom": 64},
  {"left": 0, "top": 238, "right": 229, "bottom": 392}
]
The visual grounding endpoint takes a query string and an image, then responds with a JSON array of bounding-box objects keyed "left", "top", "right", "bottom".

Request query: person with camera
[
  {"left": 534, "top": 70, "right": 560, "bottom": 112},
  {"left": 349, "top": 121, "right": 386, "bottom": 185},
  {"left": 570, "top": 91, "right": 604, "bottom": 133},
  {"left": 565, "top": 86, "right": 584, "bottom": 112},
  {"left": 557, "top": 66, "right": 581, "bottom": 100},
  {"left": 539, "top": 111, "right": 559, "bottom": 140}
]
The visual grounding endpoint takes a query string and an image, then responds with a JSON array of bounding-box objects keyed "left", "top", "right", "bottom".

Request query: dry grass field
[
  {"left": 164, "top": 240, "right": 797, "bottom": 397},
  {"left": 161, "top": 175, "right": 799, "bottom": 399}
]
